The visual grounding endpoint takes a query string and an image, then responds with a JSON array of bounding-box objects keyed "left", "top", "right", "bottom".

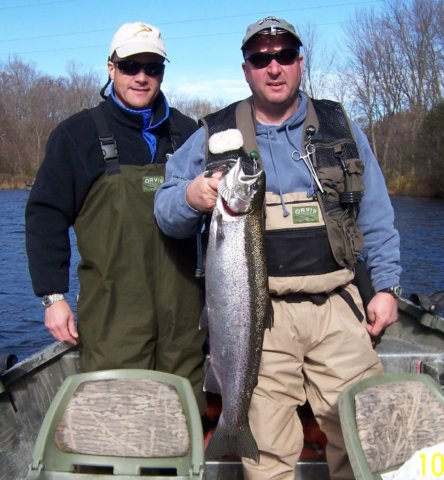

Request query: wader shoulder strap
[
  {"left": 200, "top": 97, "right": 262, "bottom": 171},
  {"left": 198, "top": 117, "right": 210, "bottom": 167},
  {"left": 235, "top": 97, "right": 262, "bottom": 168},
  {"left": 90, "top": 104, "right": 120, "bottom": 175}
]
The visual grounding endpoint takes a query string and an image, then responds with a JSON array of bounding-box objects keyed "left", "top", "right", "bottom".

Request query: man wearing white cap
[{"left": 26, "top": 22, "right": 207, "bottom": 411}]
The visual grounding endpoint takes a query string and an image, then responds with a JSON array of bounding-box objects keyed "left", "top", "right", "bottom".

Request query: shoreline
[
  {"left": 0, "top": 179, "right": 442, "bottom": 201},
  {"left": 0, "top": 176, "right": 34, "bottom": 190}
]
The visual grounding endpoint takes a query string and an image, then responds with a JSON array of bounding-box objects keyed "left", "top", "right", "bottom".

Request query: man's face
[
  {"left": 108, "top": 52, "right": 164, "bottom": 110},
  {"left": 242, "top": 33, "right": 303, "bottom": 118}
]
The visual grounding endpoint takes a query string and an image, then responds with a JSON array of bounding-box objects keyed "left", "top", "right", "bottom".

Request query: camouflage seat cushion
[
  {"left": 355, "top": 381, "right": 444, "bottom": 472},
  {"left": 55, "top": 378, "right": 190, "bottom": 458}
]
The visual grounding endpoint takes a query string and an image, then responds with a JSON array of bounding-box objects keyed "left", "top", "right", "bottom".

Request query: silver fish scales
[{"left": 203, "top": 158, "right": 273, "bottom": 462}]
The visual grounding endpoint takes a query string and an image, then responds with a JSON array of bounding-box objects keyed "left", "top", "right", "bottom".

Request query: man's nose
[
  {"left": 267, "top": 59, "right": 282, "bottom": 74},
  {"left": 133, "top": 70, "right": 150, "bottom": 80}
]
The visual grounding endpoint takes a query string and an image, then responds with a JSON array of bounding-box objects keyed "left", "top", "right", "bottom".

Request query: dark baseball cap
[{"left": 242, "top": 16, "right": 303, "bottom": 50}]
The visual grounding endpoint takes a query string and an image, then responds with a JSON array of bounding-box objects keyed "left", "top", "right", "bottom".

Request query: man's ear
[
  {"left": 242, "top": 61, "right": 248, "bottom": 80},
  {"left": 299, "top": 55, "right": 304, "bottom": 75},
  {"left": 108, "top": 61, "right": 115, "bottom": 80}
]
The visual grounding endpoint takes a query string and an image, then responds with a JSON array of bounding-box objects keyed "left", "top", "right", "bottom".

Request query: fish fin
[
  {"left": 199, "top": 305, "right": 209, "bottom": 329},
  {"left": 205, "top": 421, "right": 260, "bottom": 462},
  {"left": 203, "top": 362, "right": 221, "bottom": 394}
]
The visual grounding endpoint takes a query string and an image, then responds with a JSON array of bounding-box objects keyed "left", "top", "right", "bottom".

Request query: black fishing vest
[
  {"left": 303, "top": 97, "right": 365, "bottom": 269},
  {"left": 201, "top": 96, "right": 364, "bottom": 272}
]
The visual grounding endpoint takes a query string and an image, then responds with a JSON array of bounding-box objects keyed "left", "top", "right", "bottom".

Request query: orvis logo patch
[
  {"left": 143, "top": 176, "right": 164, "bottom": 192},
  {"left": 292, "top": 205, "right": 319, "bottom": 224}
]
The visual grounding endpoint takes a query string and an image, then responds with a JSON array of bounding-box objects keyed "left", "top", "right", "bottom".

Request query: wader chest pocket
[{"left": 264, "top": 226, "right": 340, "bottom": 277}]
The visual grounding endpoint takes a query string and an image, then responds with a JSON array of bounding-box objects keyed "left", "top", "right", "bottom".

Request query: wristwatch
[
  {"left": 378, "top": 285, "right": 402, "bottom": 298},
  {"left": 41, "top": 294, "right": 65, "bottom": 308}
]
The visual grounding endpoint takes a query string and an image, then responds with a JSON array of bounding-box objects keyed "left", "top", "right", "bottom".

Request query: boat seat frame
[
  {"left": 338, "top": 372, "right": 444, "bottom": 480},
  {"left": 27, "top": 369, "right": 205, "bottom": 479}
]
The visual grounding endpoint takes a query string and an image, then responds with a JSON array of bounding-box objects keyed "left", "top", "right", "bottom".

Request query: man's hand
[
  {"left": 186, "top": 171, "right": 223, "bottom": 212},
  {"left": 44, "top": 300, "right": 79, "bottom": 346},
  {"left": 366, "top": 292, "right": 399, "bottom": 337}
]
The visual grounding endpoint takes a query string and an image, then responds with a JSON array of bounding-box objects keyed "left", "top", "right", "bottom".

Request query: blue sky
[{"left": 0, "top": 0, "right": 384, "bottom": 103}]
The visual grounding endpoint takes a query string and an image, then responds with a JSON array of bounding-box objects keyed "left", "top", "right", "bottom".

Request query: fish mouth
[
  {"left": 221, "top": 197, "right": 250, "bottom": 216},
  {"left": 217, "top": 159, "right": 263, "bottom": 215},
  {"left": 219, "top": 179, "right": 255, "bottom": 215}
]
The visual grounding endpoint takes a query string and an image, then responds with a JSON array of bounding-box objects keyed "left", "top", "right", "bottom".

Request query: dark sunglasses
[
  {"left": 114, "top": 61, "right": 165, "bottom": 77},
  {"left": 245, "top": 48, "right": 300, "bottom": 69}
]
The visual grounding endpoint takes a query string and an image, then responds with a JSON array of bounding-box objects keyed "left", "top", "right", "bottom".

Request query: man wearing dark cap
[
  {"left": 155, "top": 16, "right": 401, "bottom": 480},
  {"left": 26, "top": 22, "right": 207, "bottom": 410}
]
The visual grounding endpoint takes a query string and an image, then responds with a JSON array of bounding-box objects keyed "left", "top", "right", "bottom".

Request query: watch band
[
  {"left": 378, "top": 285, "right": 402, "bottom": 298},
  {"left": 41, "top": 294, "right": 65, "bottom": 308}
]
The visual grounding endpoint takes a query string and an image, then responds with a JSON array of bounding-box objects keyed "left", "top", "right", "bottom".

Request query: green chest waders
[{"left": 74, "top": 164, "right": 206, "bottom": 410}]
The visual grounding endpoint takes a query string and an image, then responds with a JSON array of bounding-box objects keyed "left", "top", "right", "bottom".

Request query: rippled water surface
[
  {"left": 391, "top": 196, "right": 443, "bottom": 296},
  {"left": 0, "top": 190, "right": 443, "bottom": 360},
  {"left": 0, "top": 190, "right": 79, "bottom": 360}
]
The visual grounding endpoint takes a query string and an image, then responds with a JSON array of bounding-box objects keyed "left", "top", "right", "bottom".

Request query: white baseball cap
[{"left": 109, "top": 22, "right": 169, "bottom": 61}]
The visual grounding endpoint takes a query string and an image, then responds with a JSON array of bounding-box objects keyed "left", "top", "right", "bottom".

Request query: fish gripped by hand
[{"left": 202, "top": 158, "right": 273, "bottom": 462}]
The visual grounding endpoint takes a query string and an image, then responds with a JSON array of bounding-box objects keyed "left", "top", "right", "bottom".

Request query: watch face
[
  {"left": 42, "top": 295, "right": 51, "bottom": 307},
  {"left": 392, "top": 285, "right": 402, "bottom": 296},
  {"left": 383, "top": 285, "right": 402, "bottom": 297},
  {"left": 41, "top": 294, "right": 64, "bottom": 307}
]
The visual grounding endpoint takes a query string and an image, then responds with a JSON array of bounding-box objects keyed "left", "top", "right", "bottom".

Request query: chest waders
[{"left": 73, "top": 108, "right": 206, "bottom": 411}]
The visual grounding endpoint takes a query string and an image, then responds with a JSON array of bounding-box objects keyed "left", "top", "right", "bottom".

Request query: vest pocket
[
  {"left": 264, "top": 225, "right": 340, "bottom": 277},
  {"left": 315, "top": 159, "right": 365, "bottom": 268},
  {"left": 318, "top": 204, "right": 363, "bottom": 269},
  {"left": 317, "top": 159, "right": 364, "bottom": 206}
]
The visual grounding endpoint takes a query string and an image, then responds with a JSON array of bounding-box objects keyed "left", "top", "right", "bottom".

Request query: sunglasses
[
  {"left": 245, "top": 48, "right": 300, "bottom": 69},
  {"left": 114, "top": 61, "right": 165, "bottom": 77}
]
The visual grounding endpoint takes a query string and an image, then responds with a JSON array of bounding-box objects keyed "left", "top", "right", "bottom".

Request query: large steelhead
[{"left": 203, "top": 158, "right": 273, "bottom": 462}]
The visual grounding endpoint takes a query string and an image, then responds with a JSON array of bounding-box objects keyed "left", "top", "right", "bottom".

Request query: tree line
[{"left": 0, "top": 0, "right": 442, "bottom": 197}]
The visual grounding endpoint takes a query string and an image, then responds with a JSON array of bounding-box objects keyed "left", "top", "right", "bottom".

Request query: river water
[{"left": 0, "top": 189, "right": 443, "bottom": 361}]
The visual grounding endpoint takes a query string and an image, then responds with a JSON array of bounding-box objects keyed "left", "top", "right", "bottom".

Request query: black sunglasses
[
  {"left": 245, "top": 48, "right": 300, "bottom": 69},
  {"left": 114, "top": 61, "right": 165, "bottom": 77}
]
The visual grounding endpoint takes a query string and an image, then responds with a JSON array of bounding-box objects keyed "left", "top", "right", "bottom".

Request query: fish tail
[{"left": 205, "top": 424, "right": 260, "bottom": 462}]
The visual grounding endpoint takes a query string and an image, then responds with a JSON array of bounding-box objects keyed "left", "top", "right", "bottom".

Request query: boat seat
[
  {"left": 27, "top": 369, "right": 204, "bottom": 479},
  {"left": 338, "top": 372, "right": 444, "bottom": 480}
]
